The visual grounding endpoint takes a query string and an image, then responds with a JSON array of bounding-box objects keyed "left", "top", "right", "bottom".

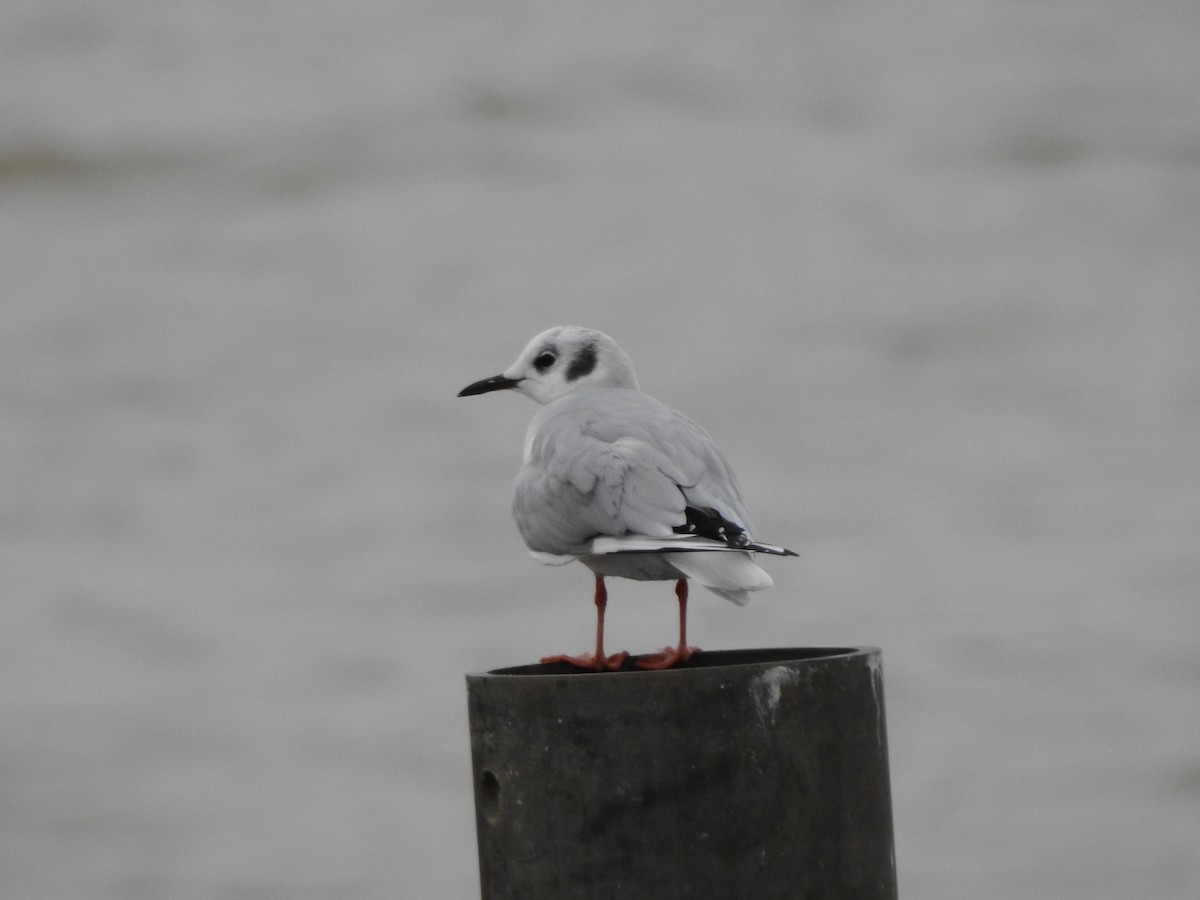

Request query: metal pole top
[{"left": 467, "top": 647, "right": 896, "bottom": 900}]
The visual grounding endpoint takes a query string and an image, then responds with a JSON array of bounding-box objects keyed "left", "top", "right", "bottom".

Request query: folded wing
[{"left": 513, "top": 388, "right": 782, "bottom": 559}]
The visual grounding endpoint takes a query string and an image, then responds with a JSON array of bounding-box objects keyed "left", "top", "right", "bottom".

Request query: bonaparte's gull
[{"left": 458, "top": 326, "right": 796, "bottom": 670}]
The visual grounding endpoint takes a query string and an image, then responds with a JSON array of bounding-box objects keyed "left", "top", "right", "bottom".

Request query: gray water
[{"left": 2, "top": 2, "right": 1198, "bottom": 898}]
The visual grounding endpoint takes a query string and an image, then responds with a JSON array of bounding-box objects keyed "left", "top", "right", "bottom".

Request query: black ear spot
[{"left": 565, "top": 342, "right": 598, "bottom": 381}]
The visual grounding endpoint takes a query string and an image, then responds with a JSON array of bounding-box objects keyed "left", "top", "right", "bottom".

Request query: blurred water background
[{"left": 3, "top": 1, "right": 1199, "bottom": 898}]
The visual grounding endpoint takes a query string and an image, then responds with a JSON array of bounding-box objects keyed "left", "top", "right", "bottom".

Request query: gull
[{"left": 458, "top": 326, "right": 796, "bottom": 671}]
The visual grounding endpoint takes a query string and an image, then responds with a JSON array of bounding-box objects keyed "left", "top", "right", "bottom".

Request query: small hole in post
[{"left": 480, "top": 770, "right": 500, "bottom": 822}]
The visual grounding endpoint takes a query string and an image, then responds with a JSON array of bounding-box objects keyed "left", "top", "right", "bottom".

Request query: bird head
[{"left": 458, "top": 326, "right": 639, "bottom": 404}]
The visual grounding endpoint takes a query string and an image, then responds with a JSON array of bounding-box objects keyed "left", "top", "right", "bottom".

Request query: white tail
[{"left": 667, "top": 551, "right": 773, "bottom": 606}]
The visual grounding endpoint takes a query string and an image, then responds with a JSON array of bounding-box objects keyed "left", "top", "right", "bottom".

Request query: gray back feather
[{"left": 512, "top": 387, "right": 754, "bottom": 556}]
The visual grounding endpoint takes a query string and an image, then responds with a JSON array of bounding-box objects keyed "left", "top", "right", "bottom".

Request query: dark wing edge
[{"left": 673, "top": 505, "right": 798, "bottom": 556}]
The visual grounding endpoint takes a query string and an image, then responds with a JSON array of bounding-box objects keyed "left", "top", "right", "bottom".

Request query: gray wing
[{"left": 512, "top": 388, "right": 755, "bottom": 556}]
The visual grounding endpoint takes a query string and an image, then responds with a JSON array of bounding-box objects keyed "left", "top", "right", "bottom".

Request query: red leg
[
  {"left": 540, "top": 575, "right": 629, "bottom": 671},
  {"left": 635, "top": 579, "right": 699, "bottom": 670}
]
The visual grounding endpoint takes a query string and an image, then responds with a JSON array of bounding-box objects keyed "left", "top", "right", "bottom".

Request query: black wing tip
[
  {"left": 674, "top": 506, "right": 748, "bottom": 547},
  {"left": 674, "top": 506, "right": 797, "bottom": 556},
  {"left": 750, "top": 544, "right": 800, "bottom": 557}
]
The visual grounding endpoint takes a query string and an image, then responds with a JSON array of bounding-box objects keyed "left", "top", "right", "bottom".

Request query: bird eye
[{"left": 534, "top": 352, "right": 556, "bottom": 371}]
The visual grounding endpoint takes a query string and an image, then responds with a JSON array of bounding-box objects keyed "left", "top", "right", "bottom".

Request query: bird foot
[
  {"left": 634, "top": 645, "right": 699, "bottom": 670},
  {"left": 540, "top": 650, "right": 630, "bottom": 672}
]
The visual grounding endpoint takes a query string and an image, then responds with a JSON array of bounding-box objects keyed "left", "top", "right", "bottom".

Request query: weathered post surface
[{"left": 466, "top": 647, "right": 897, "bottom": 900}]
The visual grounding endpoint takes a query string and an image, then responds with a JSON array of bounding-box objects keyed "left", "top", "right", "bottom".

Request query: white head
[{"left": 458, "top": 326, "right": 639, "bottom": 404}]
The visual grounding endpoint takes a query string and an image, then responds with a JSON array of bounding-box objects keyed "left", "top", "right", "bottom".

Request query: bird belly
[{"left": 580, "top": 553, "right": 686, "bottom": 582}]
